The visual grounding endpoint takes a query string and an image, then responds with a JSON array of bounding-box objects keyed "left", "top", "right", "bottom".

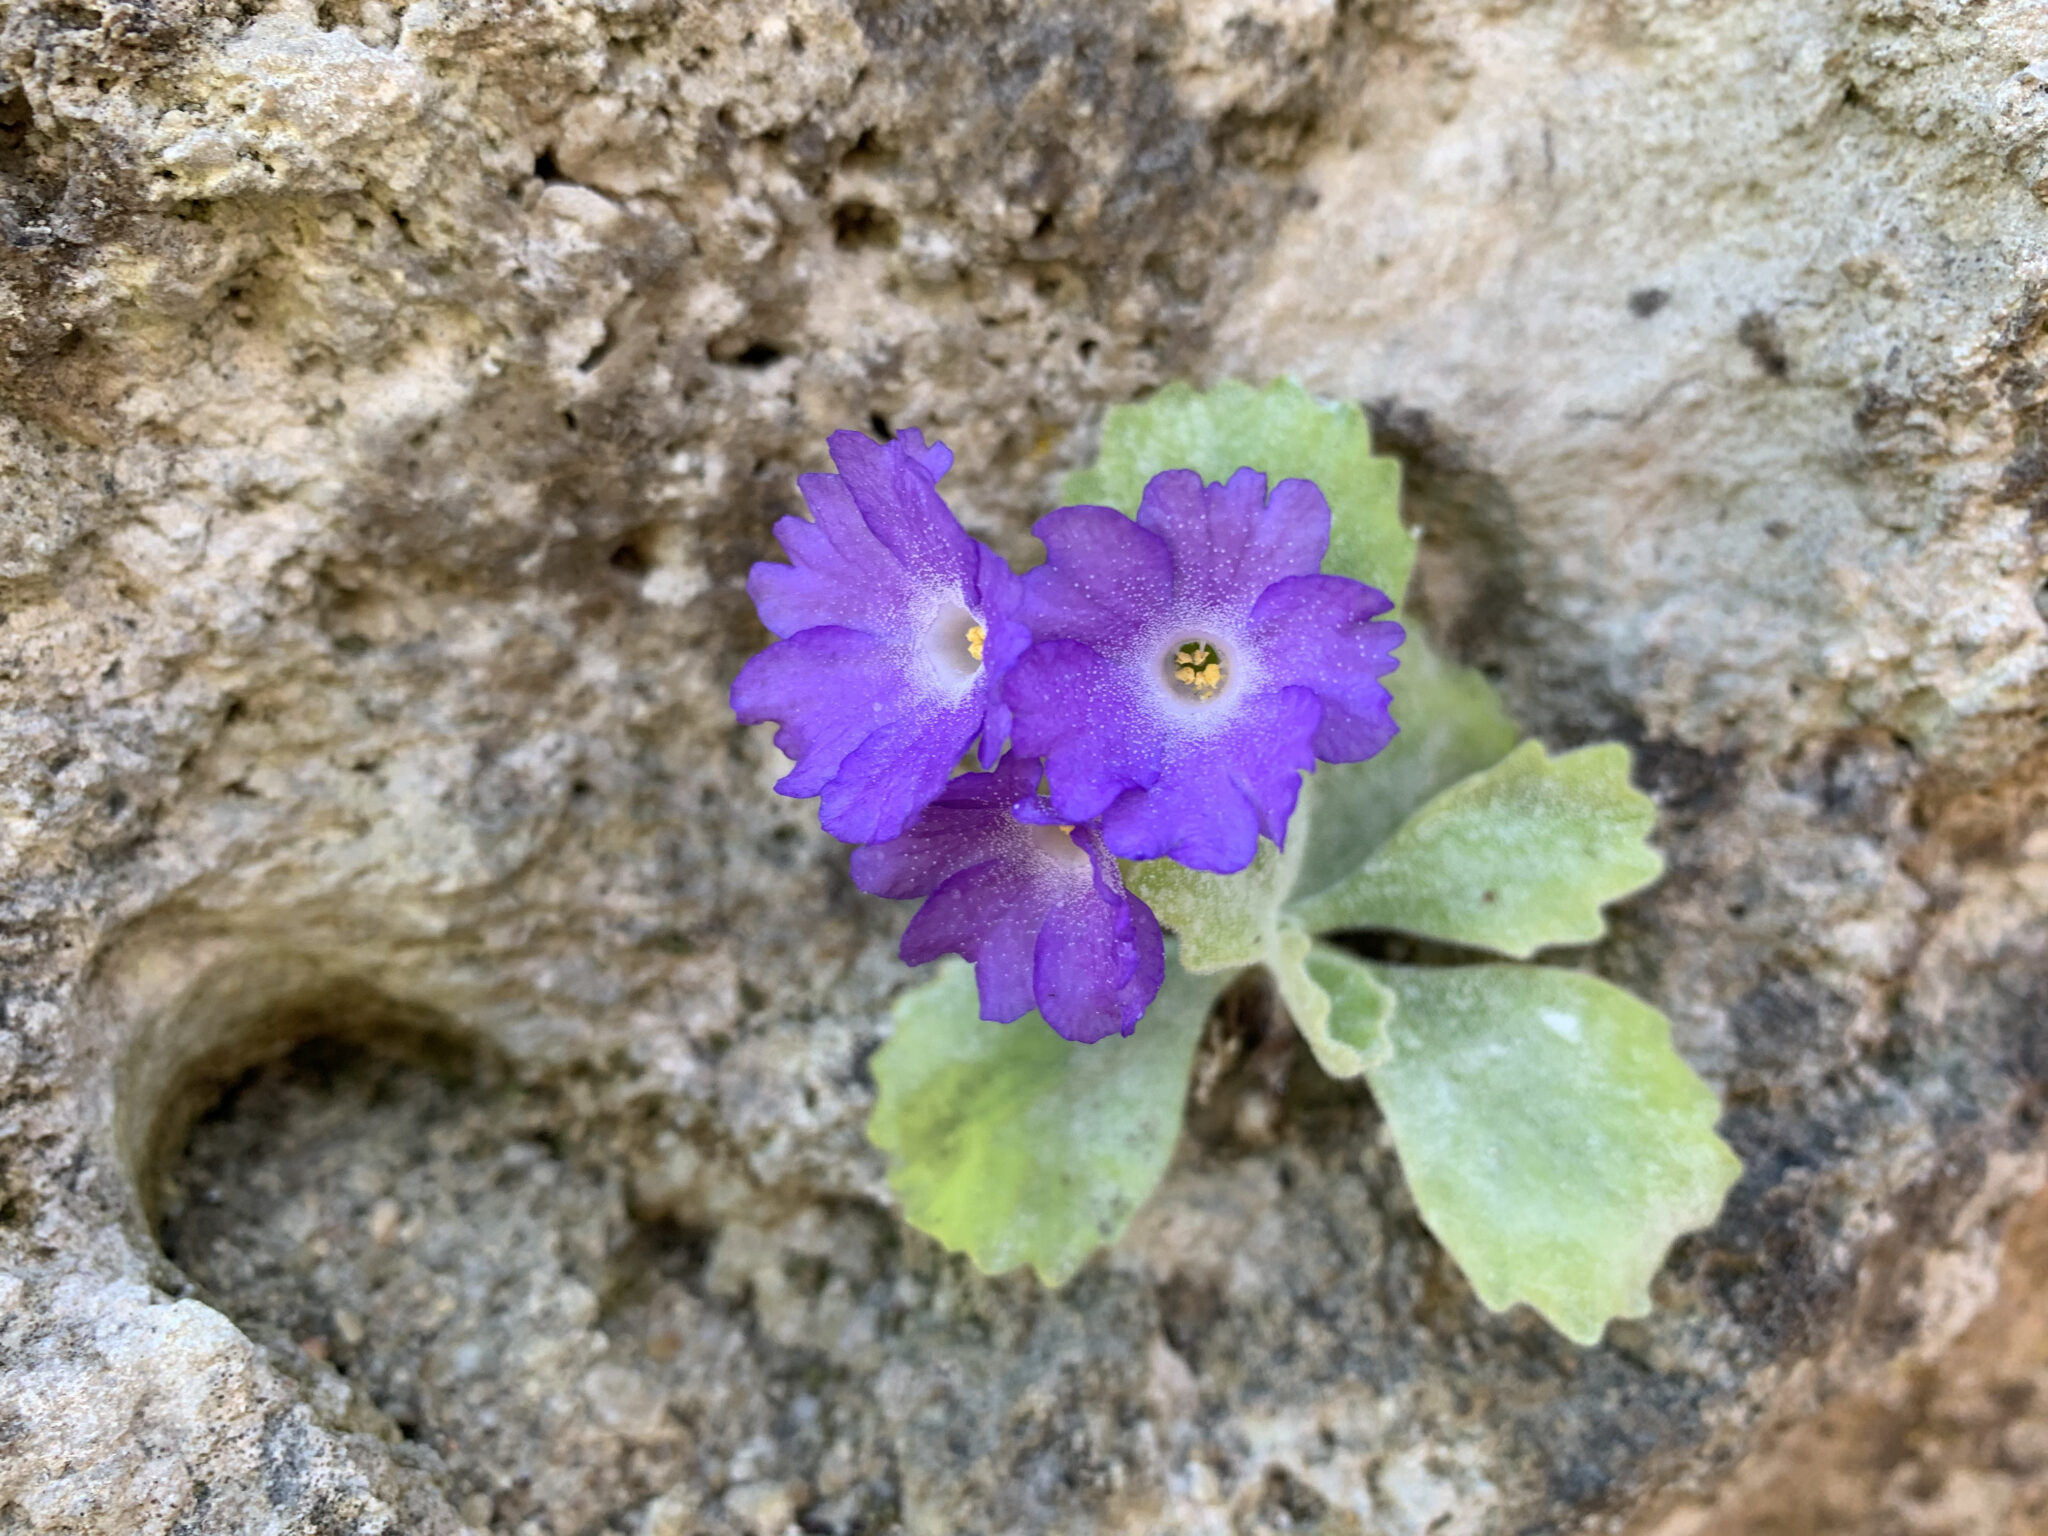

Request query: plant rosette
[{"left": 740, "top": 380, "right": 1741, "bottom": 1346}]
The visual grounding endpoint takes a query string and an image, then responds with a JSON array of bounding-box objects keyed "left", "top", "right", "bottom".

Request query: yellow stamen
[
  {"left": 965, "top": 623, "right": 986, "bottom": 664},
  {"left": 1058, "top": 824, "right": 1075, "bottom": 834},
  {"left": 1169, "top": 640, "right": 1225, "bottom": 698}
]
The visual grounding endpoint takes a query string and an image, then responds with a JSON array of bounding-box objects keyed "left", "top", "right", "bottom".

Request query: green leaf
[
  {"left": 1290, "top": 741, "right": 1662, "bottom": 958},
  {"left": 1061, "top": 379, "right": 1415, "bottom": 599},
  {"left": 1277, "top": 932, "right": 1393, "bottom": 1078},
  {"left": 1293, "top": 632, "right": 1519, "bottom": 902},
  {"left": 1360, "top": 962, "right": 1741, "bottom": 1344},
  {"left": 1123, "top": 833, "right": 1303, "bottom": 975},
  {"left": 866, "top": 954, "right": 1226, "bottom": 1286}
]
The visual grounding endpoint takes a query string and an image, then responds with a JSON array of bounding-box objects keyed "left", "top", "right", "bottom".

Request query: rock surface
[{"left": 1, "top": 0, "right": 2045, "bottom": 1532}]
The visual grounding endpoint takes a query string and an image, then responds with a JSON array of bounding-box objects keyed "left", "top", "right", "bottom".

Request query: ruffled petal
[
  {"left": 862, "top": 761, "right": 1040, "bottom": 1020},
  {"left": 747, "top": 430, "right": 977, "bottom": 639},
  {"left": 849, "top": 757, "right": 1040, "bottom": 899},
  {"left": 892, "top": 428, "right": 954, "bottom": 484},
  {"left": 1020, "top": 504, "right": 1173, "bottom": 649},
  {"left": 900, "top": 861, "right": 1043, "bottom": 1022},
  {"left": 1005, "top": 639, "right": 1156, "bottom": 823},
  {"left": 729, "top": 627, "right": 895, "bottom": 798},
  {"left": 829, "top": 429, "right": 980, "bottom": 590},
  {"left": 1100, "top": 774, "right": 1260, "bottom": 875},
  {"left": 1136, "top": 467, "right": 1329, "bottom": 617},
  {"left": 773, "top": 472, "right": 900, "bottom": 619},
  {"left": 1223, "top": 685, "right": 1324, "bottom": 845},
  {"left": 817, "top": 691, "right": 986, "bottom": 845},
  {"left": 1098, "top": 686, "right": 1321, "bottom": 872},
  {"left": 1031, "top": 864, "right": 1164, "bottom": 1042},
  {"left": 1250, "top": 573, "right": 1403, "bottom": 763}
]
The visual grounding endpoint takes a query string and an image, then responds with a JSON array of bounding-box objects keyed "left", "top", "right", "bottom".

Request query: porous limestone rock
[{"left": 0, "top": 0, "right": 2044, "bottom": 1532}]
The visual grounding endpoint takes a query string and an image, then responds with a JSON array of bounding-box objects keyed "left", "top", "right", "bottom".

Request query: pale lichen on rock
[{"left": 1, "top": 0, "right": 2046, "bottom": 1532}]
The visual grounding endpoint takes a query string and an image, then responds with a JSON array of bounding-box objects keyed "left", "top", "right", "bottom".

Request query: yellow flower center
[
  {"left": 1170, "top": 640, "right": 1225, "bottom": 699},
  {"left": 965, "top": 623, "right": 986, "bottom": 664}
]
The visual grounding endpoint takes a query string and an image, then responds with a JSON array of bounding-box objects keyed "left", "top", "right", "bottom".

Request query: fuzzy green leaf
[
  {"left": 1061, "top": 378, "right": 1414, "bottom": 598},
  {"left": 1361, "top": 962, "right": 1741, "bottom": 1344},
  {"left": 1123, "top": 832, "right": 1304, "bottom": 975},
  {"left": 1276, "top": 932, "right": 1393, "bottom": 1078},
  {"left": 867, "top": 955, "right": 1225, "bottom": 1285},
  {"left": 1291, "top": 741, "right": 1662, "bottom": 957},
  {"left": 1293, "top": 633, "right": 1520, "bottom": 902}
]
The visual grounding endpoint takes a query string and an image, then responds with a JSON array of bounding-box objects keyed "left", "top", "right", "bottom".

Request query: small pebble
[
  {"left": 1233, "top": 1090, "right": 1279, "bottom": 1147},
  {"left": 333, "top": 1308, "right": 365, "bottom": 1346},
  {"left": 724, "top": 1480, "right": 797, "bottom": 1536},
  {"left": 368, "top": 1198, "right": 402, "bottom": 1245},
  {"left": 645, "top": 1329, "right": 682, "bottom": 1363},
  {"left": 2002, "top": 1418, "right": 2048, "bottom": 1473}
]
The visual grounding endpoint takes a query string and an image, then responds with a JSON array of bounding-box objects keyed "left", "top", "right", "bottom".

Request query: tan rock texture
[{"left": 0, "top": 0, "right": 2045, "bottom": 1532}]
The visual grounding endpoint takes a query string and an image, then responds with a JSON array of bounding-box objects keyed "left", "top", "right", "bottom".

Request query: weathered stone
[{"left": 1, "top": 0, "right": 2045, "bottom": 1532}]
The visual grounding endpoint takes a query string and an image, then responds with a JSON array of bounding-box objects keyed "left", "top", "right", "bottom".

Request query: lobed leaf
[
  {"left": 1061, "top": 378, "right": 1414, "bottom": 599},
  {"left": 1279, "top": 932, "right": 1393, "bottom": 1078},
  {"left": 1290, "top": 741, "right": 1662, "bottom": 957},
  {"left": 866, "top": 954, "right": 1226, "bottom": 1285},
  {"left": 1359, "top": 961, "right": 1741, "bottom": 1344}
]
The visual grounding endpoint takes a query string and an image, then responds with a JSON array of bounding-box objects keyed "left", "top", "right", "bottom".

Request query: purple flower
[
  {"left": 1005, "top": 467, "right": 1403, "bottom": 875},
  {"left": 731, "top": 428, "right": 1030, "bottom": 845},
  {"left": 851, "top": 755, "right": 1165, "bottom": 1043}
]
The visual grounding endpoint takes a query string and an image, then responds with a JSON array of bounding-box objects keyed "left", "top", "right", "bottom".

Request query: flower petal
[
  {"left": 1032, "top": 875, "right": 1164, "bottom": 1043},
  {"left": 855, "top": 756, "right": 1048, "bottom": 1022},
  {"left": 1250, "top": 573, "right": 1404, "bottom": 763},
  {"left": 1136, "top": 467, "right": 1330, "bottom": 616},
  {"left": 829, "top": 429, "right": 980, "bottom": 589},
  {"left": 1097, "top": 687, "right": 1321, "bottom": 873},
  {"left": 892, "top": 427, "right": 954, "bottom": 484},
  {"left": 850, "top": 758, "right": 1040, "bottom": 899},
  {"left": 818, "top": 691, "right": 986, "bottom": 845},
  {"left": 729, "top": 627, "right": 894, "bottom": 798},
  {"left": 1020, "top": 504, "right": 1173, "bottom": 649},
  {"left": 899, "top": 860, "right": 1043, "bottom": 1023},
  {"left": 747, "top": 472, "right": 923, "bottom": 639},
  {"left": 1005, "top": 639, "right": 1156, "bottom": 823}
]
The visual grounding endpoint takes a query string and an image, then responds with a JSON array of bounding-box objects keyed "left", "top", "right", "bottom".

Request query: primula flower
[
  {"left": 851, "top": 754, "right": 1165, "bottom": 1043},
  {"left": 731, "top": 429, "right": 1029, "bottom": 845},
  {"left": 1005, "top": 467, "right": 1403, "bottom": 875}
]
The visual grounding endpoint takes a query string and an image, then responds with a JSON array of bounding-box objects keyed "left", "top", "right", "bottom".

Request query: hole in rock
[
  {"left": 148, "top": 994, "right": 898, "bottom": 1532},
  {"left": 1183, "top": 970, "right": 1375, "bottom": 1160},
  {"left": 707, "top": 338, "right": 785, "bottom": 369},
  {"left": 0, "top": 87, "right": 32, "bottom": 173},
  {"left": 831, "top": 200, "right": 899, "bottom": 250},
  {"left": 1737, "top": 309, "right": 1790, "bottom": 378}
]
